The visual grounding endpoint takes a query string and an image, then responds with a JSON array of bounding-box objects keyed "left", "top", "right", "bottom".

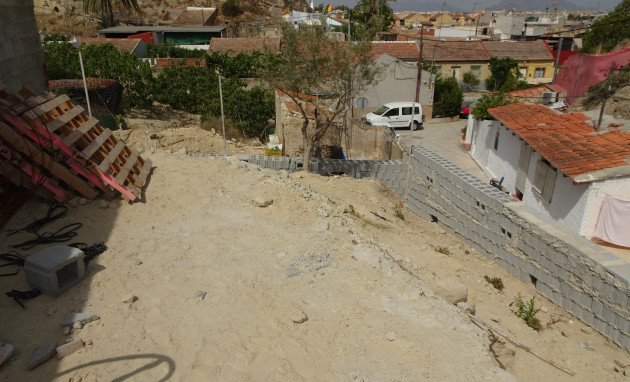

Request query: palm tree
[{"left": 83, "top": 0, "right": 139, "bottom": 27}]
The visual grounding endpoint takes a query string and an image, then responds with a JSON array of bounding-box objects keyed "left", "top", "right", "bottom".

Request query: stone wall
[{"left": 0, "top": 0, "right": 46, "bottom": 93}]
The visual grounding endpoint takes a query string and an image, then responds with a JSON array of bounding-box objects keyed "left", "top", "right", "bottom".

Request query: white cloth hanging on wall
[{"left": 593, "top": 195, "right": 630, "bottom": 248}]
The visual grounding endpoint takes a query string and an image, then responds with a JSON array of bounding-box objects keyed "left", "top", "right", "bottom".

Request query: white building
[{"left": 469, "top": 103, "right": 630, "bottom": 246}]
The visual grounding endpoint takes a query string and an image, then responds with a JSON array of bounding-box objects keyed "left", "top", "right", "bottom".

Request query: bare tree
[{"left": 262, "top": 22, "right": 382, "bottom": 172}]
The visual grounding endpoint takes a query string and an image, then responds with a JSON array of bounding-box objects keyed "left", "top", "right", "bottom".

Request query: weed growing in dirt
[
  {"left": 484, "top": 275, "right": 504, "bottom": 291},
  {"left": 514, "top": 294, "right": 543, "bottom": 331},
  {"left": 394, "top": 208, "right": 405, "bottom": 220},
  {"left": 436, "top": 247, "right": 450, "bottom": 255},
  {"left": 149, "top": 133, "right": 159, "bottom": 140},
  {"left": 361, "top": 218, "right": 388, "bottom": 230}
]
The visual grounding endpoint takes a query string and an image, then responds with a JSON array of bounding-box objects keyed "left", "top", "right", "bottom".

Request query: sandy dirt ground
[{"left": 1, "top": 117, "right": 629, "bottom": 380}]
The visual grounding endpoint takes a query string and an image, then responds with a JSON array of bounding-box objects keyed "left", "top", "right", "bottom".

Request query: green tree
[
  {"left": 582, "top": 0, "right": 630, "bottom": 53},
  {"left": 261, "top": 23, "right": 382, "bottom": 171},
  {"left": 80, "top": 43, "right": 154, "bottom": 109},
  {"left": 485, "top": 57, "right": 529, "bottom": 92},
  {"left": 471, "top": 93, "right": 517, "bottom": 120},
  {"left": 42, "top": 33, "right": 80, "bottom": 79},
  {"left": 462, "top": 71, "right": 480, "bottom": 90},
  {"left": 351, "top": 0, "right": 395, "bottom": 39},
  {"left": 432, "top": 76, "right": 463, "bottom": 118},
  {"left": 83, "top": 0, "right": 139, "bottom": 27}
]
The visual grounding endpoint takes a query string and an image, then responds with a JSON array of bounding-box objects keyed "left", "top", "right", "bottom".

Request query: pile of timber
[{"left": 0, "top": 85, "right": 152, "bottom": 204}]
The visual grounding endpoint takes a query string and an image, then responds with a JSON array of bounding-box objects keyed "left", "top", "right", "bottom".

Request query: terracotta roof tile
[
  {"left": 482, "top": 40, "right": 554, "bottom": 61},
  {"left": 488, "top": 103, "right": 630, "bottom": 180},
  {"left": 171, "top": 8, "right": 216, "bottom": 26},
  {"left": 370, "top": 42, "right": 419, "bottom": 60},
  {"left": 209, "top": 38, "right": 281, "bottom": 57},
  {"left": 77, "top": 38, "right": 141, "bottom": 53},
  {"left": 421, "top": 40, "right": 490, "bottom": 62}
]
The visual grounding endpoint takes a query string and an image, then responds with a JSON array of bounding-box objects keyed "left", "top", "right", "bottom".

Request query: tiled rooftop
[
  {"left": 482, "top": 40, "right": 554, "bottom": 61},
  {"left": 422, "top": 40, "right": 490, "bottom": 61},
  {"left": 489, "top": 103, "right": 630, "bottom": 181},
  {"left": 209, "top": 38, "right": 281, "bottom": 56},
  {"left": 172, "top": 8, "right": 216, "bottom": 26},
  {"left": 77, "top": 38, "right": 141, "bottom": 53},
  {"left": 506, "top": 86, "right": 551, "bottom": 100},
  {"left": 370, "top": 42, "right": 419, "bottom": 60}
]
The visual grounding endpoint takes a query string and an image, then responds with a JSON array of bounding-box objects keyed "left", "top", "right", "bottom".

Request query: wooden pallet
[{"left": 0, "top": 87, "right": 152, "bottom": 201}]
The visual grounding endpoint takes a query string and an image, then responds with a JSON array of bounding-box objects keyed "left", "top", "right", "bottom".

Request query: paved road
[{"left": 396, "top": 119, "right": 489, "bottom": 181}]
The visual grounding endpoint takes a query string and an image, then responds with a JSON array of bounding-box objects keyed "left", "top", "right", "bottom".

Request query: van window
[
  {"left": 373, "top": 105, "right": 390, "bottom": 115},
  {"left": 402, "top": 107, "right": 420, "bottom": 115},
  {"left": 383, "top": 108, "right": 399, "bottom": 117}
]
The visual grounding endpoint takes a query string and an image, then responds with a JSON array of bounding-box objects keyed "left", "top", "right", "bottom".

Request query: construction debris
[
  {"left": 56, "top": 339, "right": 84, "bottom": 359},
  {"left": 26, "top": 342, "right": 57, "bottom": 370},
  {"left": 0, "top": 85, "right": 152, "bottom": 228}
]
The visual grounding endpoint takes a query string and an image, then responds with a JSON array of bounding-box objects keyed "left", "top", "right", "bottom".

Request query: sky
[{"left": 313, "top": 0, "right": 621, "bottom": 12}]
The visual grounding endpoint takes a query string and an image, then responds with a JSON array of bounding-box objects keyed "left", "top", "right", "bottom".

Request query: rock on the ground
[
  {"left": 385, "top": 332, "right": 396, "bottom": 341},
  {"left": 0, "top": 342, "right": 14, "bottom": 367},
  {"left": 291, "top": 311, "right": 308, "bottom": 324},
  {"left": 253, "top": 197, "right": 274, "bottom": 208},
  {"left": 60, "top": 313, "right": 100, "bottom": 328},
  {"left": 434, "top": 277, "right": 468, "bottom": 305},
  {"left": 122, "top": 294, "right": 138, "bottom": 303},
  {"left": 27, "top": 342, "right": 57, "bottom": 370},
  {"left": 56, "top": 339, "right": 84, "bottom": 359}
]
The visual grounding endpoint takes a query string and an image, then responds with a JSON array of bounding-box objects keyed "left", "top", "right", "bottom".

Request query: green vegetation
[
  {"left": 394, "top": 208, "right": 405, "bottom": 220},
  {"left": 436, "top": 247, "right": 450, "bottom": 255},
  {"left": 432, "top": 76, "right": 463, "bottom": 118},
  {"left": 514, "top": 294, "right": 543, "bottom": 331},
  {"left": 350, "top": 0, "right": 395, "bottom": 40},
  {"left": 261, "top": 22, "right": 381, "bottom": 171},
  {"left": 471, "top": 93, "right": 518, "bottom": 120},
  {"left": 462, "top": 71, "right": 480, "bottom": 91},
  {"left": 83, "top": 0, "right": 139, "bottom": 27},
  {"left": 582, "top": 0, "right": 630, "bottom": 53},
  {"left": 484, "top": 275, "right": 504, "bottom": 291},
  {"left": 582, "top": 64, "right": 630, "bottom": 108},
  {"left": 42, "top": 34, "right": 275, "bottom": 140},
  {"left": 485, "top": 57, "right": 529, "bottom": 92}
]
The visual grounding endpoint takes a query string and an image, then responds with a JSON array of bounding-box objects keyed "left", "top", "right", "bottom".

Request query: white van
[{"left": 363, "top": 102, "right": 424, "bottom": 131}]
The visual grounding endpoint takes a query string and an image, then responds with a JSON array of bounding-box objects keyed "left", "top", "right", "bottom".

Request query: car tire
[{"left": 411, "top": 121, "right": 422, "bottom": 131}]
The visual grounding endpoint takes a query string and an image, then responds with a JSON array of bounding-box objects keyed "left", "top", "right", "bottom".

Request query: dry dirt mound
[{"left": 1, "top": 152, "right": 629, "bottom": 381}]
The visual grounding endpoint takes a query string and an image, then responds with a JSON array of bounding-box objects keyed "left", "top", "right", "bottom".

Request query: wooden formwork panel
[{"left": 0, "top": 87, "right": 151, "bottom": 201}]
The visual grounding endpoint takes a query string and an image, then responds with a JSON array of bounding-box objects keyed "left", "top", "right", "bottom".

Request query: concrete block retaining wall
[
  {"left": 197, "top": 150, "right": 630, "bottom": 350},
  {"left": 405, "top": 145, "right": 630, "bottom": 351}
]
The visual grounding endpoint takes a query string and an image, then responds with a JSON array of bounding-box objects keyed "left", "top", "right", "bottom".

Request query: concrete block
[
  {"left": 27, "top": 342, "right": 57, "bottom": 370},
  {"left": 582, "top": 310, "right": 595, "bottom": 326},
  {"left": 592, "top": 299, "right": 604, "bottom": 318},
  {"left": 622, "top": 334, "right": 630, "bottom": 351},
  {"left": 24, "top": 245, "right": 86, "bottom": 297},
  {"left": 593, "top": 316, "right": 607, "bottom": 334},
  {"left": 605, "top": 325, "right": 622, "bottom": 344}
]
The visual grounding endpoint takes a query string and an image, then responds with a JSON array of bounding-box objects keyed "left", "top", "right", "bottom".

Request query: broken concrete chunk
[
  {"left": 253, "top": 197, "right": 273, "bottom": 207},
  {"left": 291, "top": 311, "right": 308, "bottom": 324},
  {"left": 60, "top": 313, "right": 100, "bottom": 328},
  {"left": 56, "top": 339, "right": 84, "bottom": 359},
  {"left": 0, "top": 342, "right": 14, "bottom": 367},
  {"left": 434, "top": 277, "right": 468, "bottom": 305},
  {"left": 27, "top": 342, "right": 57, "bottom": 370},
  {"left": 122, "top": 294, "right": 138, "bottom": 303}
]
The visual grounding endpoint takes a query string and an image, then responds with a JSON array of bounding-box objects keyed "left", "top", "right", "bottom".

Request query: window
[
  {"left": 494, "top": 130, "right": 499, "bottom": 150},
  {"left": 451, "top": 66, "right": 461, "bottom": 79},
  {"left": 534, "top": 67, "right": 545, "bottom": 78},
  {"left": 533, "top": 159, "right": 557, "bottom": 203},
  {"left": 470, "top": 65, "right": 481, "bottom": 77},
  {"left": 519, "top": 67, "right": 527, "bottom": 78},
  {"left": 402, "top": 107, "right": 420, "bottom": 115},
  {"left": 374, "top": 105, "right": 390, "bottom": 115},
  {"left": 383, "top": 108, "right": 399, "bottom": 117},
  {"left": 516, "top": 143, "right": 532, "bottom": 193}
]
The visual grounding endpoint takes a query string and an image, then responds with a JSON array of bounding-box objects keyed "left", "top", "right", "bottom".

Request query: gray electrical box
[{"left": 24, "top": 245, "right": 86, "bottom": 297}]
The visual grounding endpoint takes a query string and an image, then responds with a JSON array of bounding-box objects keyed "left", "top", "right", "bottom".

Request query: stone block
[{"left": 24, "top": 245, "right": 86, "bottom": 297}]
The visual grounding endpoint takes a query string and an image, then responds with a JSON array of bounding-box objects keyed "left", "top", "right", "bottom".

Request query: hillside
[{"left": 489, "top": 0, "right": 582, "bottom": 11}]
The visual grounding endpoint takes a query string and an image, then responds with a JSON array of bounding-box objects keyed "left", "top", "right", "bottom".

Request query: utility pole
[
  {"left": 552, "top": 37, "right": 564, "bottom": 83},
  {"left": 597, "top": 61, "right": 616, "bottom": 131},
  {"left": 415, "top": 25, "right": 424, "bottom": 103}
]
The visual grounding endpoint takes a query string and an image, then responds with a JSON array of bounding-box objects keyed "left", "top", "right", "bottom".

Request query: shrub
[
  {"left": 484, "top": 275, "right": 504, "bottom": 291},
  {"left": 462, "top": 71, "right": 480, "bottom": 90},
  {"left": 432, "top": 76, "right": 463, "bottom": 118},
  {"left": 514, "top": 294, "right": 543, "bottom": 331},
  {"left": 436, "top": 247, "right": 450, "bottom": 255},
  {"left": 471, "top": 93, "right": 517, "bottom": 121}
]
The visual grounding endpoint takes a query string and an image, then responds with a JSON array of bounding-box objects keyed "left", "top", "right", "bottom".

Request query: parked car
[
  {"left": 460, "top": 99, "right": 478, "bottom": 119},
  {"left": 363, "top": 102, "right": 423, "bottom": 130}
]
